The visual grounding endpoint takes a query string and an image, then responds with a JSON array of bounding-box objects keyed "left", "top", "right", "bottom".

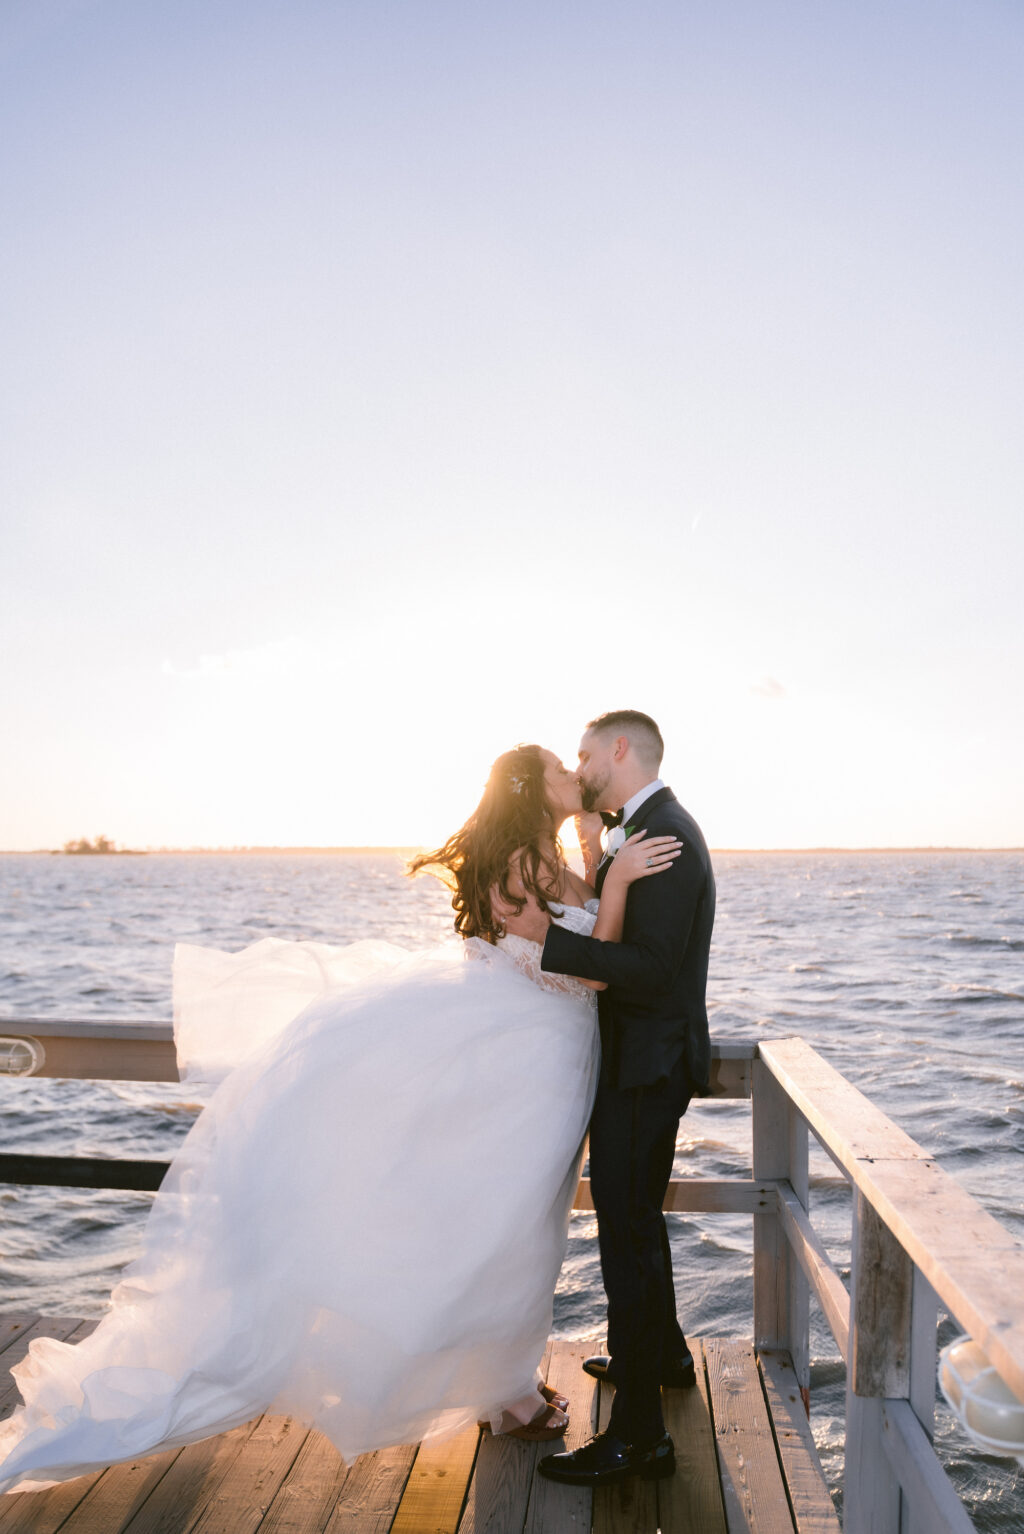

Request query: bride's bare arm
[{"left": 573, "top": 811, "right": 605, "bottom": 887}]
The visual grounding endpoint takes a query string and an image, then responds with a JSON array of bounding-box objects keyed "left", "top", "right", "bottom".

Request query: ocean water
[{"left": 0, "top": 849, "right": 1021, "bottom": 1529}]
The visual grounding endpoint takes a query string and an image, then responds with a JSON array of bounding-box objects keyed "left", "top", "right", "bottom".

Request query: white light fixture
[
  {"left": 939, "top": 1335, "right": 1024, "bottom": 1465},
  {"left": 0, "top": 1037, "right": 45, "bottom": 1076}
]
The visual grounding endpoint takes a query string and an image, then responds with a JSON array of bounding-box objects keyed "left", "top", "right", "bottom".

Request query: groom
[{"left": 506, "top": 709, "right": 716, "bottom": 1486}]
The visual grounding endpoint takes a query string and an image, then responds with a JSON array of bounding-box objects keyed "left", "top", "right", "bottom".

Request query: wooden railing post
[
  {"left": 902, "top": 1267, "right": 940, "bottom": 1534},
  {"left": 844, "top": 1190, "right": 913, "bottom": 1533},
  {"left": 752, "top": 1056, "right": 809, "bottom": 1395}
]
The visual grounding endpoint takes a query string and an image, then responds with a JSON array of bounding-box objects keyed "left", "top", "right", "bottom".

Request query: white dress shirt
[
  {"left": 600, "top": 779, "right": 667, "bottom": 866},
  {"left": 620, "top": 778, "right": 665, "bottom": 826}
]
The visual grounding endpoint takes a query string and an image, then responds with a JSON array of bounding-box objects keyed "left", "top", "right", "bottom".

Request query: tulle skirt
[{"left": 0, "top": 937, "right": 599, "bottom": 1493}]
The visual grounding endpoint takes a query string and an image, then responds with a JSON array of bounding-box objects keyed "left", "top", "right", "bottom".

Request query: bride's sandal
[
  {"left": 505, "top": 1403, "right": 569, "bottom": 1442},
  {"left": 476, "top": 1393, "right": 570, "bottom": 1439}
]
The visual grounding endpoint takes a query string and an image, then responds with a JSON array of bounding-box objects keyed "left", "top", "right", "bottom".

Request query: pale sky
[{"left": 2, "top": 0, "right": 1022, "bottom": 850}]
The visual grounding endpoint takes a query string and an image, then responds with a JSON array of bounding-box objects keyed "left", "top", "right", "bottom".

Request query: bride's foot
[{"left": 540, "top": 1382, "right": 570, "bottom": 1413}]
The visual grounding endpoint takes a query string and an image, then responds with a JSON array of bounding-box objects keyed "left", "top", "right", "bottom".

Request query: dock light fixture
[
  {"left": 939, "top": 1334, "right": 1024, "bottom": 1465},
  {"left": 0, "top": 1037, "right": 45, "bottom": 1076}
]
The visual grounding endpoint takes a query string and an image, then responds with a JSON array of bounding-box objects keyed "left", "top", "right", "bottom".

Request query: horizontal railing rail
[
  {"left": 0, "top": 1020, "right": 754, "bottom": 1093},
  {"left": 0, "top": 1153, "right": 170, "bottom": 1191},
  {"left": 0, "top": 1017, "right": 177, "bottom": 1082}
]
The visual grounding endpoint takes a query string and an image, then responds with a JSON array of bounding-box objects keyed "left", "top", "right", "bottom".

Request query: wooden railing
[{"left": 0, "top": 1019, "right": 1021, "bottom": 1533}]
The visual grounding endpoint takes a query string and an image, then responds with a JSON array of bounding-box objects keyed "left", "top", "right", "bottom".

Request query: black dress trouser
[{"left": 588, "top": 1050, "right": 692, "bottom": 1446}]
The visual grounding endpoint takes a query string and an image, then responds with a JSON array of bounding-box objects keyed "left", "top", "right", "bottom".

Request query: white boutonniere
[{"left": 603, "top": 823, "right": 636, "bottom": 859}]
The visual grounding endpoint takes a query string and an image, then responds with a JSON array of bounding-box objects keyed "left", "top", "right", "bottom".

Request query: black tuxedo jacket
[{"left": 541, "top": 787, "right": 716, "bottom": 1092}]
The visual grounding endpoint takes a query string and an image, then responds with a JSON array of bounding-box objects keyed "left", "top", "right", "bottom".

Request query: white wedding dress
[{"left": 0, "top": 904, "right": 600, "bottom": 1494}]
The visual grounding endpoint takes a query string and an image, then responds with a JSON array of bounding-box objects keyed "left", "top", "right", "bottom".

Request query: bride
[{"left": 0, "top": 744, "right": 680, "bottom": 1494}]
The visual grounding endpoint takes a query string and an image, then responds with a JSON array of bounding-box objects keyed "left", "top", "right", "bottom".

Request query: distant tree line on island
[{"left": 60, "top": 835, "right": 143, "bottom": 855}]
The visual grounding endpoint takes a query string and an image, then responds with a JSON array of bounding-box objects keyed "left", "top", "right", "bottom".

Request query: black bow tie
[{"left": 600, "top": 809, "right": 624, "bottom": 829}]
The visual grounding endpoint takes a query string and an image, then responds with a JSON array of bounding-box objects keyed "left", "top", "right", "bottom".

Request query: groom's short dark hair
[{"left": 586, "top": 710, "right": 664, "bottom": 769}]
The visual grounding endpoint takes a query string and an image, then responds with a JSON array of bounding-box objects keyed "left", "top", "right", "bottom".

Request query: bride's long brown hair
[{"left": 407, "top": 744, "right": 564, "bottom": 944}]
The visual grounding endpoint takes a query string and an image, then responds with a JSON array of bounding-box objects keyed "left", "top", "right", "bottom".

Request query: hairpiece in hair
[{"left": 508, "top": 775, "right": 526, "bottom": 794}]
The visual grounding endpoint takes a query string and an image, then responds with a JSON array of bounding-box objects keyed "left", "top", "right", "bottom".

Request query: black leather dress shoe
[
  {"left": 581, "top": 1351, "right": 697, "bottom": 1390},
  {"left": 537, "top": 1430, "right": 675, "bottom": 1485}
]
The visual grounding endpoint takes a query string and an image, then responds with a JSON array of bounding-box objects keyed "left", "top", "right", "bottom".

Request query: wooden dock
[
  {"left": 1, "top": 1021, "right": 1022, "bottom": 1532},
  {"left": 0, "top": 1318, "right": 836, "bottom": 1533}
]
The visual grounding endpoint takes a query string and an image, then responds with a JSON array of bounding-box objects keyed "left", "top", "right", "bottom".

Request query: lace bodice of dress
[{"left": 494, "top": 900, "right": 599, "bottom": 1006}]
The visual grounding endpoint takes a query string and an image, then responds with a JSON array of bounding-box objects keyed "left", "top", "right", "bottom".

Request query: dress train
[{"left": 0, "top": 910, "right": 600, "bottom": 1493}]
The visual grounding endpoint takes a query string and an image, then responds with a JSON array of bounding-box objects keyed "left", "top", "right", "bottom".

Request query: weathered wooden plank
[
  {"left": 756, "top": 1039, "right": 930, "bottom": 1168},
  {"left": 522, "top": 1339, "right": 596, "bottom": 1534},
  {"left": 574, "top": 1179, "right": 777, "bottom": 1216},
  {"left": 2, "top": 1022, "right": 748, "bottom": 1055},
  {"left": 0, "top": 1018, "right": 175, "bottom": 1041},
  {"left": 786, "top": 1123, "right": 810, "bottom": 1398},
  {"left": 592, "top": 1362, "right": 657, "bottom": 1534},
  {"left": 458, "top": 1342, "right": 552, "bottom": 1534},
  {"left": 389, "top": 1425, "right": 481, "bottom": 1534},
  {"left": 458, "top": 1427, "right": 539, "bottom": 1533},
  {"left": 709, "top": 1052, "right": 754, "bottom": 1100},
  {"left": 186, "top": 1412, "right": 308, "bottom": 1533},
  {"left": 322, "top": 1442, "right": 418, "bottom": 1533},
  {"left": 0, "top": 1020, "right": 749, "bottom": 1092},
  {"left": 704, "top": 1338, "right": 793, "bottom": 1534},
  {"left": 880, "top": 1400, "right": 977, "bottom": 1534},
  {"left": 850, "top": 1193, "right": 912, "bottom": 1399},
  {"left": 753, "top": 1061, "right": 804, "bottom": 1370},
  {"left": 256, "top": 1429, "right": 350, "bottom": 1534},
  {"left": 118, "top": 1416, "right": 264, "bottom": 1534},
  {"left": 758, "top": 1351, "right": 840, "bottom": 1534},
  {"left": 0, "top": 1318, "right": 34, "bottom": 1362},
  {"left": 906, "top": 1268, "right": 939, "bottom": 1534},
  {"left": 664, "top": 1180, "right": 778, "bottom": 1216},
  {"left": 0, "top": 1473, "right": 104, "bottom": 1533},
  {"left": 908, "top": 1268, "right": 938, "bottom": 1433},
  {"left": 0, "top": 1322, "right": 106, "bottom": 1534},
  {"left": 851, "top": 1156, "right": 1024, "bottom": 1405},
  {"left": 0, "top": 1167, "right": 770, "bottom": 1212},
  {"left": 843, "top": 1196, "right": 901, "bottom": 1534},
  {"left": 659, "top": 1338, "right": 727, "bottom": 1534},
  {"left": 50, "top": 1447, "right": 183, "bottom": 1534},
  {"left": 0, "top": 1316, "right": 96, "bottom": 1421},
  {"left": 0, "top": 1154, "right": 169, "bottom": 1191},
  {"left": 711, "top": 1041, "right": 759, "bottom": 1060},
  {"left": 775, "top": 1185, "right": 850, "bottom": 1364}
]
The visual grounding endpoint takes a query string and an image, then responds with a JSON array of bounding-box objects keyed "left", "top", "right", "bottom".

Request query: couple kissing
[{"left": 0, "top": 710, "right": 715, "bottom": 1501}]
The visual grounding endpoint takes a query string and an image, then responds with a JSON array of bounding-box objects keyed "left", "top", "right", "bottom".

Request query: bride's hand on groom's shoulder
[{"left": 607, "top": 831, "right": 684, "bottom": 887}]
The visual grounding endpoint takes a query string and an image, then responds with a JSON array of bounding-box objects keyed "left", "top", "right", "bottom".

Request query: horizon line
[{"left": 4, "top": 844, "right": 1023, "bottom": 856}]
